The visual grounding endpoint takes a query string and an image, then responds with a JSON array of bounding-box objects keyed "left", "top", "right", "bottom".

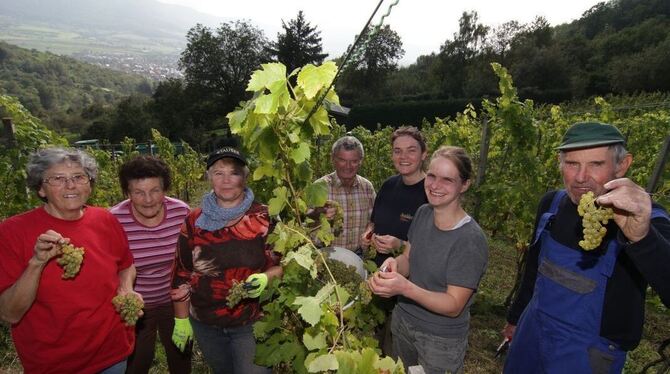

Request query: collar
[{"left": 330, "top": 172, "right": 359, "bottom": 188}]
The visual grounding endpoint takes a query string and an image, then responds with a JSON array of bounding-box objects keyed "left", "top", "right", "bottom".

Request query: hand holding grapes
[
  {"left": 245, "top": 273, "right": 268, "bottom": 298},
  {"left": 373, "top": 235, "right": 403, "bottom": 255},
  {"left": 32, "top": 230, "right": 67, "bottom": 265},
  {"left": 112, "top": 290, "right": 144, "bottom": 326},
  {"left": 596, "top": 178, "right": 652, "bottom": 243}
]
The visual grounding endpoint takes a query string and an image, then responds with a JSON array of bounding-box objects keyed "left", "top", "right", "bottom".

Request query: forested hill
[
  {"left": 341, "top": 0, "right": 670, "bottom": 126},
  {"left": 0, "top": 41, "right": 150, "bottom": 126}
]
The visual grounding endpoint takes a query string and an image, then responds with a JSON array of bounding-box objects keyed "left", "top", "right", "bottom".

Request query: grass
[{"left": 1, "top": 238, "right": 668, "bottom": 373}]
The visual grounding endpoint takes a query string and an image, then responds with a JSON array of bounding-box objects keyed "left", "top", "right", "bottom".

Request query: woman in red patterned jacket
[{"left": 170, "top": 145, "right": 282, "bottom": 374}]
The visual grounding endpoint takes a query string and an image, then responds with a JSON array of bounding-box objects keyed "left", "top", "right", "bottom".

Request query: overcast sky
[{"left": 158, "top": 0, "right": 604, "bottom": 65}]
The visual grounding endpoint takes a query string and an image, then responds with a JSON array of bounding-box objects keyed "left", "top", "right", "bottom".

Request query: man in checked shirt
[{"left": 315, "top": 135, "right": 376, "bottom": 254}]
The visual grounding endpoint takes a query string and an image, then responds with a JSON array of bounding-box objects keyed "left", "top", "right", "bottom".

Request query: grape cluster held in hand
[
  {"left": 112, "top": 294, "right": 144, "bottom": 326},
  {"left": 56, "top": 243, "right": 85, "bottom": 279},
  {"left": 577, "top": 191, "right": 614, "bottom": 250}
]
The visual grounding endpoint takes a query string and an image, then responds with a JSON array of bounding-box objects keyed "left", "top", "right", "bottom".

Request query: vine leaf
[
  {"left": 254, "top": 94, "right": 279, "bottom": 114},
  {"left": 309, "top": 107, "right": 331, "bottom": 135},
  {"left": 290, "top": 142, "right": 311, "bottom": 164},
  {"left": 306, "top": 353, "right": 338, "bottom": 373},
  {"left": 305, "top": 181, "right": 328, "bottom": 207},
  {"left": 297, "top": 61, "right": 338, "bottom": 99},
  {"left": 293, "top": 296, "right": 322, "bottom": 326},
  {"left": 282, "top": 244, "right": 316, "bottom": 278},
  {"left": 268, "top": 186, "right": 288, "bottom": 215},
  {"left": 247, "top": 62, "right": 287, "bottom": 92},
  {"left": 303, "top": 331, "right": 327, "bottom": 351}
]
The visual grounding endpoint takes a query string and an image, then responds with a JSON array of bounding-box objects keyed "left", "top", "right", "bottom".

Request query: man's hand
[
  {"left": 245, "top": 273, "right": 268, "bottom": 298},
  {"left": 172, "top": 317, "right": 193, "bottom": 352},
  {"left": 502, "top": 322, "right": 516, "bottom": 341},
  {"left": 596, "top": 178, "right": 652, "bottom": 243}
]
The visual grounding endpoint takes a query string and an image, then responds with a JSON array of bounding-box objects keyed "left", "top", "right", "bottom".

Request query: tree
[
  {"left": 150, "top": 78, "right": 196, "bottom": 143},
  {"left": 267, "top": 11, "right": 328, "bottom": 73},
  {"left": 179, "top": 21, "right": 269, "bottom": 130},
  {"left": 436, "top": 11, "right": 491, "bottom": 97},
  {"left": 337, "top": 25, "right": 404, "bottom": 102}
]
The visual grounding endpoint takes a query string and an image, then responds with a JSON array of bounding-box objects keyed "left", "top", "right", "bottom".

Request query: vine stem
[
  {"left": 284, "top": 226, "right": 347, "bottom": 345},
  {"left": 273, "top": 121, "right": 303, "bottom": 225}
]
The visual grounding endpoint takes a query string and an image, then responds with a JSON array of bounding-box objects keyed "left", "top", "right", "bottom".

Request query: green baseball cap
[{"left": 557, "top": 122, "right": 625, "bottom": 150}]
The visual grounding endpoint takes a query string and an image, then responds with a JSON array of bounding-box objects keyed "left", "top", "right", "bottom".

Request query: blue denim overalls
[{"left": 504, "top": 190, "right": 668, "bottom": 374}]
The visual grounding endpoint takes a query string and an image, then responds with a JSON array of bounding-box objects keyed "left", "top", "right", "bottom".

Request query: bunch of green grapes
[
  {"left": 318, "top": 258, "right": 361, "bottom": 300},
  {"left": 328, "top": 200, "right": 344, "bottom": 236},
  {"left": 226, "top": 280, "right": 250, "bottom": 308},
  {"left": 364, "top": 239, "right": 378, "bottom": 260},
  {"left": 577, "top": 191, "right": 614, "bottom": 250},
  {"left": 56, "top": 243, "right": 85, "bottom": 279},
  {"left": 357, "top": 281, "right": 372, "bottom": 305},
  {"left": 112, "top": 294, "right": 144, "bottom": 326}
]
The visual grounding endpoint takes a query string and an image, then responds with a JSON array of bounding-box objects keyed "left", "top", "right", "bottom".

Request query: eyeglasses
[{"left": 42, "top": 174, "right": 90, "bottom": 187}]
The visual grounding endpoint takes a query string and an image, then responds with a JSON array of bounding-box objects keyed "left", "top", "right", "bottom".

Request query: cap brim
[
  {"left": 206, "top": 154, "right": 247, "bottom": 169},
  {"left": 556, "top": 139, "right": 624, "bottom": 150}
]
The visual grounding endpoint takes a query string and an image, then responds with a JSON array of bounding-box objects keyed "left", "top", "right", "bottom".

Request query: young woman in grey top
[{"left": 368, "top": 146, "right": 488, "bottom": 374}]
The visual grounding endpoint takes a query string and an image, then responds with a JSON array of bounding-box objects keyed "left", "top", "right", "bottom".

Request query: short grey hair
[
  {"left": 26, "top": 147, "right": 98, "bottom": 195},
  {"left": 559, "top": 143, "right": 629, "bottom": 166},
  {"left": 331, "top": 136, "right": 364, "bottom": 159}
]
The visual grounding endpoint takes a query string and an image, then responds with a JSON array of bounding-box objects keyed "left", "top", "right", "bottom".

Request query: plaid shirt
[{"left": 316, "top": 172, "right": 376, "bottom": 251}]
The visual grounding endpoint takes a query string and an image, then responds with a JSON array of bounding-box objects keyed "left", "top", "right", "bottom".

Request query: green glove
[
  {"left": 172, "top": 317, "right": 193, "bottom": 352},
  {"left": 245, "top": 273, "right": 268, "bottom": 298}
]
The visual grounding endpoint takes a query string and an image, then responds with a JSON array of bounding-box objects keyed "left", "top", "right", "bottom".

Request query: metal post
[{"left": 646, "top": 136, "right": 670, "bottom": 193}]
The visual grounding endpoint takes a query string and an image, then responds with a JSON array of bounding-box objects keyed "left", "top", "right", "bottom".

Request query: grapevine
[
  {"left": 226, "top": 280, "right": 250, "bottom": 308},
  {"left": 112, "top": 294, "right": 144, "bottom": 326},
  {"left": 56, "top": 243, "right": 85, "bottom": 279},
  {"left": 317, "top": 258, "right": 364, "bottom": 301},
  {"left": 328, "top": 200, "right": 344, "bottom": 237},
  {"left": 577, "top": 191, "right": 614, "bottom": 250}
]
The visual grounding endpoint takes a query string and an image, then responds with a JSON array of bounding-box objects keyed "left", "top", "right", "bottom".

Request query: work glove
[
  {"left": 245, "top": 273, "right": 268, "bottom": 298},
  {"left": 172, "top": 317, "right": 193, "bottom": 352}
]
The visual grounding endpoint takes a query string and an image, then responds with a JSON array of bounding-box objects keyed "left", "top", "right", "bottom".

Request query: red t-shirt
[{"left": 0, "top": 206, "right": 135, "bottom": 374}]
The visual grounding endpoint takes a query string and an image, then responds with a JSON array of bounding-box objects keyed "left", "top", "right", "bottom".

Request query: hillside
[
  {"left": 0, "top": 0, "right": 222, "bottom": 55},
  {"left": 0, "top": 41, "right": 150, "bottom": 133}
]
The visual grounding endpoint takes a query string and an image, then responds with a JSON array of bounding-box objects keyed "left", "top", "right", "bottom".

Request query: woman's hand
[
  {"left": 372, "top": 234, "right": 402, "bottom": 255},
  {"left": 368, "top": 265, "right": 409, "bottom": 298},
  {"left": 32, "top": 230, "right": 68, "bottom": 266}
]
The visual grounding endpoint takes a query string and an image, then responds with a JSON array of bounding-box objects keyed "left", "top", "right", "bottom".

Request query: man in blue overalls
[{"left": 502, "top": 122, "right": 670, "bottom": 373}]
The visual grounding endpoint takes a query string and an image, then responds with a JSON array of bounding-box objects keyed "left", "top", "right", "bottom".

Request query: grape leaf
[
  {"left": 297, "top": 61, "right": 337, "bottom": 99},
  {"left": 254, "top": 93, "right": 278, "bottom": 114},
  {"left": 247, "top": 63, "right": 287, "bottom": 92},
  {"left": 293, "top": 296, "right": 322, "bottom": 326},
  {"left": 308, "top": 107, "right": 330, "bottom": 135},
  {"left": 303, "top": 331, "right": 327, "bottom": 351},
  {"left": 282, "top": 244, "right": 316, "bottom": 278},
  {"left": 306, "top": 353, "right": 338, "bottom": 373},
  {"left": 290, "top": 142, "right": 311, "bottom": 164},
  {"left": 305, "top": 181, "right": 328, "bottom": 207},
  {"left": 268, "top": 186, "right": 288, "bottom": 215}
]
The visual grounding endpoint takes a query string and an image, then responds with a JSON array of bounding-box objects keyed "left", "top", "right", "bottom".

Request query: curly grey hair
[
  {"left": 26, "top": 147, "right": 98, "bottom": 200},
  {"left": 331, "top": 135, "right": 365, "bottom": 159}
]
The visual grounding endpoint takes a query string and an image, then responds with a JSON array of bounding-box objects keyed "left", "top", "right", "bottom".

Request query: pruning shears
[{"left": 495, "top": 337, "right": 510, "bottom": 358}]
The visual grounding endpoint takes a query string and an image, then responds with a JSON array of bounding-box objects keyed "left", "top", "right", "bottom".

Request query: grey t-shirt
[{"left": 396, "top": 204, "right": 488, "bottom": 337}]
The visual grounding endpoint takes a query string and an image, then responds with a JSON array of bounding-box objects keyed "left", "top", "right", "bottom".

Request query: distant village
[{"left": 72, "top": 51, "right": 183, "bottom": 80}]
